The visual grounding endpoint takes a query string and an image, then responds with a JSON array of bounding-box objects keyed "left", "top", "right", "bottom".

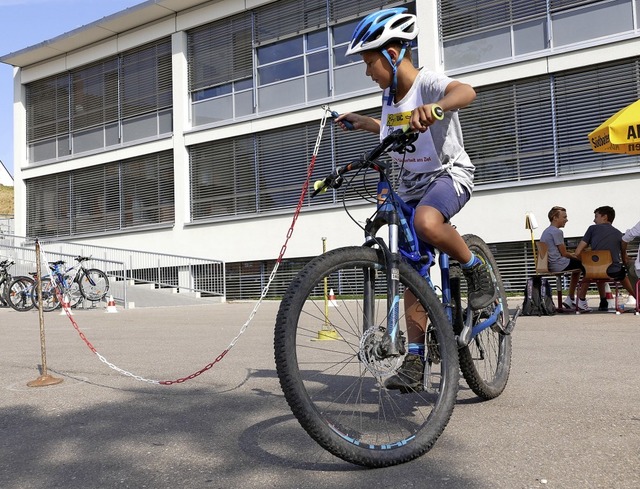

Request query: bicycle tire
[
  {"left": 274, "top": 246, "right": 459, "bottom": 468},
  {"left": 78, "top": 269, "right": 109, "bottom": 301},
  {"left": 452, "top": 234, "right": 512, "bottom": 400},
  {"left": 7, "top": 276, "right": 36, "bottom": 312},
  {"left": 32, "top": 277, "right": 61, "bottom": 312},
  {"left": 0, "top": 279, "right": 8, "bottom": 307}
]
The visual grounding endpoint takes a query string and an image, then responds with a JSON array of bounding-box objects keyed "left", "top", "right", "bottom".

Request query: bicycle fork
[{"left": 362, "top": 218, "right": 405, "bottom": 359}]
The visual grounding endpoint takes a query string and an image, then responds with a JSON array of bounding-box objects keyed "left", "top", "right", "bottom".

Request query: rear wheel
[
  {"left": 79, "top": 269, "right": 109, "bottom": 301},
  {"left": 274, "top": 246, "right": 459, "bottom": 467},
  {"left": 7, "top": 276, "right": 35, "bottom": 312},
  {"left": 452, "top": 234, "right": 512, "bottom": 400}
]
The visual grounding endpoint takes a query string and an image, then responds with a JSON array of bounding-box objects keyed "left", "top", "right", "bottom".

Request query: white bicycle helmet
[{"left": 345, "top": 7, "right": 418, "bottom": 56}]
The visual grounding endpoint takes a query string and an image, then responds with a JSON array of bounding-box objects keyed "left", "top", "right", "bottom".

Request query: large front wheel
[
  {"left": 274, "top": 246, "right": 459, "bottom": 468},
  {"left": 452, "top": 234, "right": 512, "bottom": 400}
]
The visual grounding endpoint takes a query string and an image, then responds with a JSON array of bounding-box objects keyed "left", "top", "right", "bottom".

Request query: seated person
[
  {"left": 574, "top": 206, "right": 636, "bottom": 312},
  {"left": 622, "top": 219, "right": 640, "bottom": 308},
  {"left": 539, "top": 206, "right": 584, "bottom": 309}
]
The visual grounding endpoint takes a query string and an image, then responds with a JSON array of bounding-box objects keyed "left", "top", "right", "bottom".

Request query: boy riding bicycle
[{"left": 335, "top": 7, "right": 496, "bottom": 390}]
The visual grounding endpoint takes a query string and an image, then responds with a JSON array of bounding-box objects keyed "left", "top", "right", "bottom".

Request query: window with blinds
[
  {"left": 26, "top": 151, "right": 174, "bottom": 238},
  {"left": 554, "top": 57, "right": 640, "bottom": 173},
  {"left": 189, "top": 108, "right": 383, "bottom": 221},
  {"left": 461, "top": 55, "right": 640, "bottom": 186},
  {"left": 188, "top": 1, "right": 412, "bottom": 126},
  {"left": 25, "top": 38, "right": 173, "bottom": 163},
  {"left": 439, "top": 0, "right": 636, "bottom": 71},
  {"left": 26, "top": 74, "right": 70, "bottom": 142}
]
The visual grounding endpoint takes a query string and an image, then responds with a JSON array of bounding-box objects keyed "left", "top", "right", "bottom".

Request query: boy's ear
[{"left": 385, "top": 45, "right": 401, "bottom": 63}]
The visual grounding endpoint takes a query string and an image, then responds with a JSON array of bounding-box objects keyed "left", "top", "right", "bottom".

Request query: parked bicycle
[
  {"left": 6, "top": 272, "right": 36, "bottom": 312},
  {"left": 274, "top": 128, "right": 519, "bottom": 467},
  {"left": 1, "top": 259, "right": 35, "bottom": 310},
  {"left": 9, "top": 256, "right": 110, "bottom": 312}
]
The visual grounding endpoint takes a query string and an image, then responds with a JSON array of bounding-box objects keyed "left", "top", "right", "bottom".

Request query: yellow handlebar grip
[
  {"left": 314, "top": 180, "right": 328, "bottom": 193},
  {"left": 431, "top": 105, "right": 444, "bottom": 121}
]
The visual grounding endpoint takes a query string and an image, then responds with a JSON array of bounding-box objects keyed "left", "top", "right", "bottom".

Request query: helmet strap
[{"left": 381, "top": 45, "right": 407, "bottom": 106}]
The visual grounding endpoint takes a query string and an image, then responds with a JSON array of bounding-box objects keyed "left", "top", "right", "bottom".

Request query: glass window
[
  {"left": 259, "top": 79, "right": 305, "bottom": 111},
  {"left": 307, "top": 30, "right": 328, "bottom": 50},
  {"left": 444, "top": 27, "right": 512, "bottom": 71},
  {"left": 307, "top": 72, "right": 330, "bottom": 100},
  {"left": 259, "top": 58, "right": 305, "bottom": 85},
  {"left": 193, "top": 97, "right": 234, "bottom": 125},
  {"left": 440, "top": 0, "right": 637, "bottom": 71},
  {"left": 193, "top": 84, "right": 232, "bottom": 101},
  {"left": 552, "top": 0, "right": 634, "bottom": 46},
  {"left": 26, "top": 151, "right": 174, "bottom": 238},
  {"left": 257, "top": 37, "right": 303, "bottom": 65},
  {"left": 513, "top": 19, "right": 547, "bottom": 55},
  {"left": 122, "top": 113, "right": 158, "bottom": 143},
  {"left": 188, "top": 111, "right": 387, "bottom": 221},
  {"left": 26, "top": 38, "right": 173, "bottom": 163},
  {"left": 188, "top": 3, "right": 416, "bottom": 123},
  {"left": 307, "top": 51, "right": 329, "bottom": 73},
  {"left": 459, "top": 56, "right": 640, "bottom": 186}
]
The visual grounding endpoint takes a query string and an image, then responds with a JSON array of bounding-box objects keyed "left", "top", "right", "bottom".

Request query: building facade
[{"left": 1, "top": 0, "right": 639, "bottom": 298}]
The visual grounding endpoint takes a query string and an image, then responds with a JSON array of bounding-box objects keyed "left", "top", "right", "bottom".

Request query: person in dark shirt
[{"left": 574, "top": 206, "right": 636, "bottom": 311}]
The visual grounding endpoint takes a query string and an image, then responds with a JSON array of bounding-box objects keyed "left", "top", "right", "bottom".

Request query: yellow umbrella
[{"left": 588, "top": 99, "right": 640, "bottom": 155}]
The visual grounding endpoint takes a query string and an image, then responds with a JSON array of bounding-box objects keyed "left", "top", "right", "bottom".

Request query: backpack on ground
[{"left": 522, "top": 276, "right": 556, "bottom": 316}]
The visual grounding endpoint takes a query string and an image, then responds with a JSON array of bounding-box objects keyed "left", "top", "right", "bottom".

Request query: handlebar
[
  {"left": 330, "top": 111, "right": 355, "bottom": 131},
  {"left": 312, "top": 128, "right": 418, "bottom": 197}
]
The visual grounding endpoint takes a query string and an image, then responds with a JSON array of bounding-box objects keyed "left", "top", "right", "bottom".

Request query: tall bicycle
[{"left": 274, "top": 128, "right": 518, "bottom": 467}]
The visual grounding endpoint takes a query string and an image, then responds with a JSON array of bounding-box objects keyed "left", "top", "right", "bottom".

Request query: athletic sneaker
[
  {"left": 462, "top": 260, "right": 497, "bottom": 310},
  {"left": 562, "top": 296, "right": 574, "bottom": 309},
  {"left": 598, "top": 297, "right": 609, "bottom": 312},
  {"left": 385, "top": 354, "right": 424, "bottom": 393},
  {"left": 577, "top": 298, "right": 591, "bottom": 313}
]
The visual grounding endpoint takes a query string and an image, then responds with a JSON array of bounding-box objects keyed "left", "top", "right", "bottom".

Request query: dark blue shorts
[{"left": 407, "top": 173, "right": 470, "bottom": 221}]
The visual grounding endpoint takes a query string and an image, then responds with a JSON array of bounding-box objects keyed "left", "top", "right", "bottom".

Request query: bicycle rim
[
  {"left": 274, "top": 246, "right": 459, "bottom": 467},
  {"left": 79, "top": 269, "right": 109, "bottom": 301},
  {"left": 7, "top": 277, "right": 35, "bottom": 312},
  {"left": 454, "top": 234, "right": 512, "bottom": 400}
]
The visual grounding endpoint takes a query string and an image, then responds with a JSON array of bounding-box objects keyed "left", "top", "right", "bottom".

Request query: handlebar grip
[
  {"left": 331, "top": 111, "right": 355, "bottom": 131},
  {"left": 431, "top": 105, "right": 444, "bottom": 121},
  {"left": 313, "top": 180, "right": 328, "bottom": 194}
]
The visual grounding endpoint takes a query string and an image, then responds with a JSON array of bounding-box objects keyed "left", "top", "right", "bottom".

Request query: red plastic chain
[{"left": 49, "top": 108, "right": 332, "bottom": 385}]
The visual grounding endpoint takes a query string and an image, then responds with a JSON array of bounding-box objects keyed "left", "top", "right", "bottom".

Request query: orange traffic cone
[
  {"left": 604, "top": 283, "right": 615, "bottom": 312},
  {"left": 59, "top": 294, "right": 73, "bottom": 316},
  {"left": 328, "top": 288, "right": 339, "bottom": 307},
  {"left": 105, "top": 295, "right": 118, "bottom": 313}
]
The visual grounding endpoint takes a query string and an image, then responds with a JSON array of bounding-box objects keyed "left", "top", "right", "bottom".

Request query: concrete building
[{"left": 1, "top": 0, "right": 639, "bottom": 298}]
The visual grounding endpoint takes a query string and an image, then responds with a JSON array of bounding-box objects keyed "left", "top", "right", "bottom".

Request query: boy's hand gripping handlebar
[{"left": 330, "top": 111, "right": 355, "bottom": 131}]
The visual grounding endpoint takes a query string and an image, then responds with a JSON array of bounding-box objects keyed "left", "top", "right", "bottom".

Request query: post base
[{"left": 27, "top": 374, "right": 64, "bottom": 387}]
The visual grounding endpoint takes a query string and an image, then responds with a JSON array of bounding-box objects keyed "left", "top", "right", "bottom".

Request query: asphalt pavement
[{"left": 1, "top": 299, "right": 638, "bottom": 489}]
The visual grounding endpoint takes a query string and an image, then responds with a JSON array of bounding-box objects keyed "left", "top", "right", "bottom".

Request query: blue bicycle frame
[{"left": 365, "top": 176, "right": 504, "bottom": 350}]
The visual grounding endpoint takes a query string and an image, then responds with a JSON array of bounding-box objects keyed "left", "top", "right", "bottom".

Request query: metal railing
[{"left": 0, "top": 234, "right": 225, "bottom": 307}]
